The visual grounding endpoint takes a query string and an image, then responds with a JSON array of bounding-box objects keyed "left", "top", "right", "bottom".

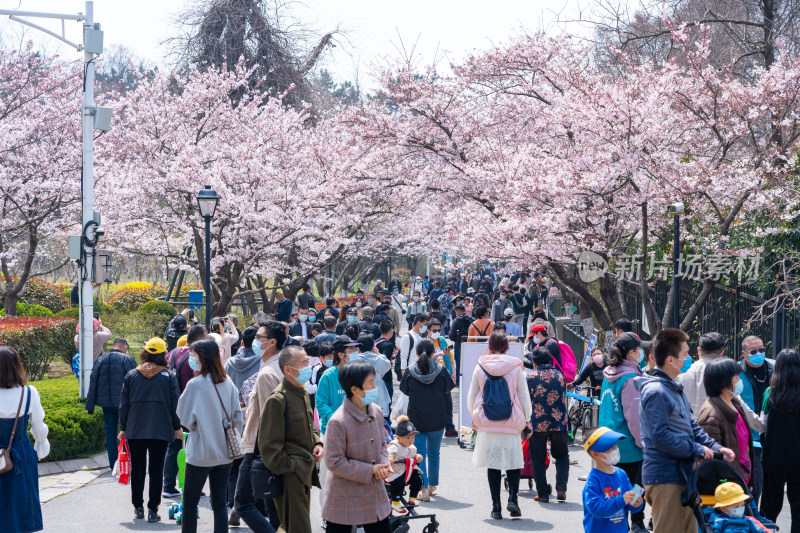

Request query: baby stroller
[
  {"left": 504, "top": 434, "right": 548, "bottom": 492},
  {"left": 682, "top": 454, "right": 778, "bottom": 533},
  {"left": 382, "top": 420, "right": 439, "bottom": 533}
]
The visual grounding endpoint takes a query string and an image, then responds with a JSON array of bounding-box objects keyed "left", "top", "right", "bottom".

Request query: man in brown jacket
[{"left": 259, "top": 345, "right": 323, "bottom": 533}]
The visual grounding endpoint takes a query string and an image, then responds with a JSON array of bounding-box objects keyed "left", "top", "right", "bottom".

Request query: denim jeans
[
  {"left": 102, "top": 407, "right": 119, "bottom": 469},
  {"left": 414, "top": 429, "right": 444, "bottom": 487},
  {"left": 234, "top": 453, "right": 277, "bottom": 533},
  {"left": 227, "top": 456, "right": 242, "bottom": 507},
  {"left": 182, "top": 462, "right": 231, "bottom": 533}
]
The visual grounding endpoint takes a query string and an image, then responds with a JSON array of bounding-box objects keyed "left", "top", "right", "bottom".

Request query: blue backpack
[{"left": 479, "top": 365, "right": 513, "bottom": 420}]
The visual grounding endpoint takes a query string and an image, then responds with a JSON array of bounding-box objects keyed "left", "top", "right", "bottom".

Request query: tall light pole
[
  {"left": 669, "top": 202, "right": 685, "bottom": 329},
  {"left": 0, "top": 2, "right": 108, "bottom": 398},
  {"left": 196, "top": 185, "right": 219, "bottom": 329}
]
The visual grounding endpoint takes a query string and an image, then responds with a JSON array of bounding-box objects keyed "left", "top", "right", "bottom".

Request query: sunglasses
[
  {"left": 430, "top": 329, "right": 441, "bottom": 333},
  {"left": 748, "top": 348, "right": 766, "bottom": 355}
]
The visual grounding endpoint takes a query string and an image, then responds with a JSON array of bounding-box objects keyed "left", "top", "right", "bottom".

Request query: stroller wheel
[{"left": 422, "top": 518, "right": 439, "bottom": 533}]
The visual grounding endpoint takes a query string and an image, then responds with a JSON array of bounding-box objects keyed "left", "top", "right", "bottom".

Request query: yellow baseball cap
[
  {"left": 714, "top": 482, "right": 750, "bottom": 508},
  {"left": 144, "top": 337, "right": 167, "bottom": 354},
  {"left": 176, "top": 334, "right": 188, "bottom": 347}
]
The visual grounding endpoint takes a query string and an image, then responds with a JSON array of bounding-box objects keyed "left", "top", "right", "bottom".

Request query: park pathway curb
[{"left": 38, "top": 452, "right": 109, "bottom": 503}]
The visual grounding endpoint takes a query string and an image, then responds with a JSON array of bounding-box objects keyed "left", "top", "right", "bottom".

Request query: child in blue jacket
[
  {"left": 702, "top": 482, "right": 770, "bottom": 533},
  {"left": 582, "top": 427, "right": 644, "bottom": 533}
]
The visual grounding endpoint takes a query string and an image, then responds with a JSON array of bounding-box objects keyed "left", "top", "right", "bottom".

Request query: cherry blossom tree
[{"left": 0, "top": 47, "right": 81, "bottom": 316}]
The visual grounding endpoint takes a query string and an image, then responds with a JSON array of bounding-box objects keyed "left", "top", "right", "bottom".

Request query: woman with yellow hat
[{"left": 118, "top": 337, "right": 182, "bottom": 524}]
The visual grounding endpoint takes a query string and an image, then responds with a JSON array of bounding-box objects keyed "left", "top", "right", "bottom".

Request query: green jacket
[{"left": 258, "top": 379, "right": 322, "bottom": 488}]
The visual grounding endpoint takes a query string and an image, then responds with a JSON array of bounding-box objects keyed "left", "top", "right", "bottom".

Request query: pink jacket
[{"left": 471, "top": 354, "right": 528, "bottom": 435}]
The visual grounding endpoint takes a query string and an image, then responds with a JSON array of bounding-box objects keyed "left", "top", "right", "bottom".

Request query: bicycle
[{"left": 566, "top": 385, "right": 600, "bottom": 445}]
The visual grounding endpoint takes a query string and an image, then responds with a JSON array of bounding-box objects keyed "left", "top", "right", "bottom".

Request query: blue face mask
[
  {"left": 307, "top": 315, "right": 316, "bottom": 322},
  {"left": 674, "top": 356, "right": 693, "bottom": 373},
  {"left": 393, "top": 289, "right": 399, "bottom": 294},
  {"left": 252, "top": 339, "right": 265, "bottom": 358},
  {"left": 299, "top": 314, "right": 308, "bottom": 322},
  {"left": 188, "top": 356, "right": 202, "bottom": 372},
  {"left": 731, "top": 506, "right": 745, "bottom": 519},
  {"left": 413, "top": 296, "right": 420, "bottom": 302},
  {"left": 748, "top": 351, "right": 766, "bottom": 366},
  {"left": 293, "top": 365, "right": 312, "bottom": 385},
  {"left": 637, "top": 348, "right": 645, "bottom": 364},
  {"left": 323, "top": 359, "right": 333, "bottom": 368},
  {"left": 348, "top": 315, "right": 357, "bottom": 323},
  {"left": 349, "top": 352, "right": 361, "bottom": 362},
  {"left": 419, "top": 325, "right": 427, "bottom": 334},
  {"left": 362, "top": 387, "right": 379, "bottom": 406},
  {"left": 733, "top": 379, "right": 744, "bottom": 396}
]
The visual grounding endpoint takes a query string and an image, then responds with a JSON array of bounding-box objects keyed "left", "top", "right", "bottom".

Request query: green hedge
[
  {"left": 18, "top": 278, "right": 70, "bottom": 313},
  {"left": 0, "top": 318, "right": 76, "bottom": 380},
  {"left": 0, "top": 302, "right": 54, "bottom": 317},
  {"left": 55, "top": 308, "right": 80, "bottom": 318},
  {"left": 32, "top": 376, "right": 105, "bottom": 462}
]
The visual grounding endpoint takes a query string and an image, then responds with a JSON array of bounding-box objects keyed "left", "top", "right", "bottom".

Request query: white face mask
[
  {"left": 430, "top": 332, "right": 440, "bottom": 340},
  {"left": 601, "top": 448, "right": 620, "bottom": 465}
]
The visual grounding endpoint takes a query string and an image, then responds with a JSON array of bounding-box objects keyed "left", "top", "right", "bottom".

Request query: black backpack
[{"left": 479, "top": 364, "right": 513, "bottom": 421}]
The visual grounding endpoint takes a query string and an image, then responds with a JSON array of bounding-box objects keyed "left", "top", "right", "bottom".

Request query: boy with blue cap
[{"left": 583, "top": 427, "right": 645, "bottom": 532}]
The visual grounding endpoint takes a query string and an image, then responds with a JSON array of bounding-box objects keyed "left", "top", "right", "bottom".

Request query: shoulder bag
[
  {"left": 251, "top": 391, "right": 288, "bottom": 500},
  {"left": 213, "top": 382, "right": 244, "bottom": 460},
  {"left": 0, "top": 387, "right": 25, "bottom": 475}
]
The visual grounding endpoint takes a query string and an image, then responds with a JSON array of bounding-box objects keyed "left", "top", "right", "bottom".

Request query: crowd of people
[{"left": 1, "top": 266, "right": 799, "bottom": 533}]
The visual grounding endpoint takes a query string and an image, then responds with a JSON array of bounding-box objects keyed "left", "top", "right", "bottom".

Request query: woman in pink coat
[
  {"left": 468, "top": 332, "right": 532, "bottom": 520},
  {"left": 322, "top": 360, "right": 392, "bottom": 533}
]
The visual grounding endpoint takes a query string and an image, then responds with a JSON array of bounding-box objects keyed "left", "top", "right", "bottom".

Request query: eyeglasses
[
  {"left": 255, "top": 334, "right": 272, "bottom": 341},
  {"left": 748, "top": 348, "right": 766, "bottom": 355}
]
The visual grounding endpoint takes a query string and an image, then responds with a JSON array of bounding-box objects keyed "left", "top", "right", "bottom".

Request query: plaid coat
[{"left": 321, "top": 398, "right": 391, "bottom": 525}]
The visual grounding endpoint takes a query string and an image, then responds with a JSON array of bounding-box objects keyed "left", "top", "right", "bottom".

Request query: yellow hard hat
[
  {"left": 713, "top": 482, "right": 750, "bottom": 508},
  {"left": 177, "top": 334, "right": 188, "bottom": 347}
]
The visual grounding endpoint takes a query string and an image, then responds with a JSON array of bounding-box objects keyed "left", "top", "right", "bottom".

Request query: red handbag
[{"left": 115, "top": 438, "right": 130, "bottom": 485}]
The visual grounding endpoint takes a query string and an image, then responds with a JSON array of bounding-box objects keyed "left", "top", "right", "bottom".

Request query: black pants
[
  {"left": 762, "top": 469, "right": 800, "bottom": 533},
  {"left": 128, "top": 438, "right": 168, "bottom": 511},
  {"left": 444, "top": 389, "right": 455, "bottom": 432},
  {"left": 752, "top": 446, "right": 764, "bottom": 507},
  {"left": 383, "top": 371, "right": 394, "bottom": 404},
  {"left": 234, "top": 453, "right": 278, "bottom": 533},
  {"left": 618, "top": 460, "right": 645, "bottom": 525},
  {"left": 488, "top": 468, "right": 520, "bottom": 503},
  {"left": 529, "top": 431, "right": 569, "bottom": 497},
  {"left": 182, "top": 462, "right": 231, "bottom": 533},
  {"left": 227, "top": 456, "right": 242, "bottom": 507},
  {"left": 453, "top": 342, "right": 462, "bottom": 386},
  {"left": 389, "top": 470, "right": 423, "bottom": 500},
  {"left": 326, "top": 517, "right": 392, "bottom": 533}
]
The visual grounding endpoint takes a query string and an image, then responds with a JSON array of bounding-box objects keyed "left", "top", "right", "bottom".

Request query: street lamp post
[
  {"left": 196, "top": 185, "right": 219, "bottom": 329},
  {"left": 669, "top": 202, "right": 685, "bottom": 329}
]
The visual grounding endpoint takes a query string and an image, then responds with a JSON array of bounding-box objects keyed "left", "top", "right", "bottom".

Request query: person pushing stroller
[{"left": 388, "top": 416, "right": 425, "bottom": 516}]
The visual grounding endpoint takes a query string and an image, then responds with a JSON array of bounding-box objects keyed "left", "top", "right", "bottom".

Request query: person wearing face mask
[
  {"left": 259, "top": 346, "right": 324, "bottom": 533},
  {"left": 697, "top": 358, "right": 756, "bottom": 488},
  {"left": 398, "top": 314, "right": 429, "bottom": 378},
  {"left": 737, "top": 335, "right": 773, "bottom": 507},
  {"left": 490, "top": 289, "right": 512, "bottom": 324},
  {"left": 388, "top": 273, "right": 403, "bottom": 294},
  {"left": 676, "top": 332, "right": 727, "bottom": 415},
  {"left": 233, "top": 321, "right": 286, "bottom": 533},
  {"left": 634, "top": 328, "right": 736, "bottom": 533},
  {"left": 582, "top": 427, "right": 644, "bottom": 533},
  {"left": 335, "top": 307, "right": 360, "bottom": 336},
  {"left": 427, "top": 319, "right": 457, "bottom": 437},
  {"left": 304, "top": 342, "right": 335, "bottom": 409},
  {"left": 315, "top": 335, "right": 359, "bottom": 519},
  {"left": 569, "top": 348, "right": 607, "bottom": 391},
  {"left": 407, "top": 291, "right": 426, "bottom": 330},
  {"left": 597, "top": 334, "right": 649, "bottom": 533},
  {"left": 288, "top": 306, "right": 312, "bottom": 341},
  {"left": 322, "top": 360, "right": 392, "bottom": 532},
  {"left": 400, "top": 339, "right": 454, "bottom": 502},
  {"left": 705, "top": 482, "right": 769, "bottom": 533},
  {"left": 176, "top": 339, "right": 243, "bottom": 533}
]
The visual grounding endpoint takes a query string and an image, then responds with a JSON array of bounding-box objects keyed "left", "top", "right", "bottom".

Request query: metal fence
[
  {"left": 620, "top": 279, "right": 800, "bottom": 358},
  {"left": 562, "top": 322, "right": 591, "bottom": 369}
]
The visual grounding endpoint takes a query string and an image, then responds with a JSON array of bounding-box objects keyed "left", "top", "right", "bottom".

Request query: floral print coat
[{"left": 527, "top": 365, "right": 568, "bottom": 432}]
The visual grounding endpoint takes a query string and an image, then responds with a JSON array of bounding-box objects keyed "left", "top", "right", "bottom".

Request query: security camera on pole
[{"left": 0, "top": 2, "right": 110, "bottom": 397}]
